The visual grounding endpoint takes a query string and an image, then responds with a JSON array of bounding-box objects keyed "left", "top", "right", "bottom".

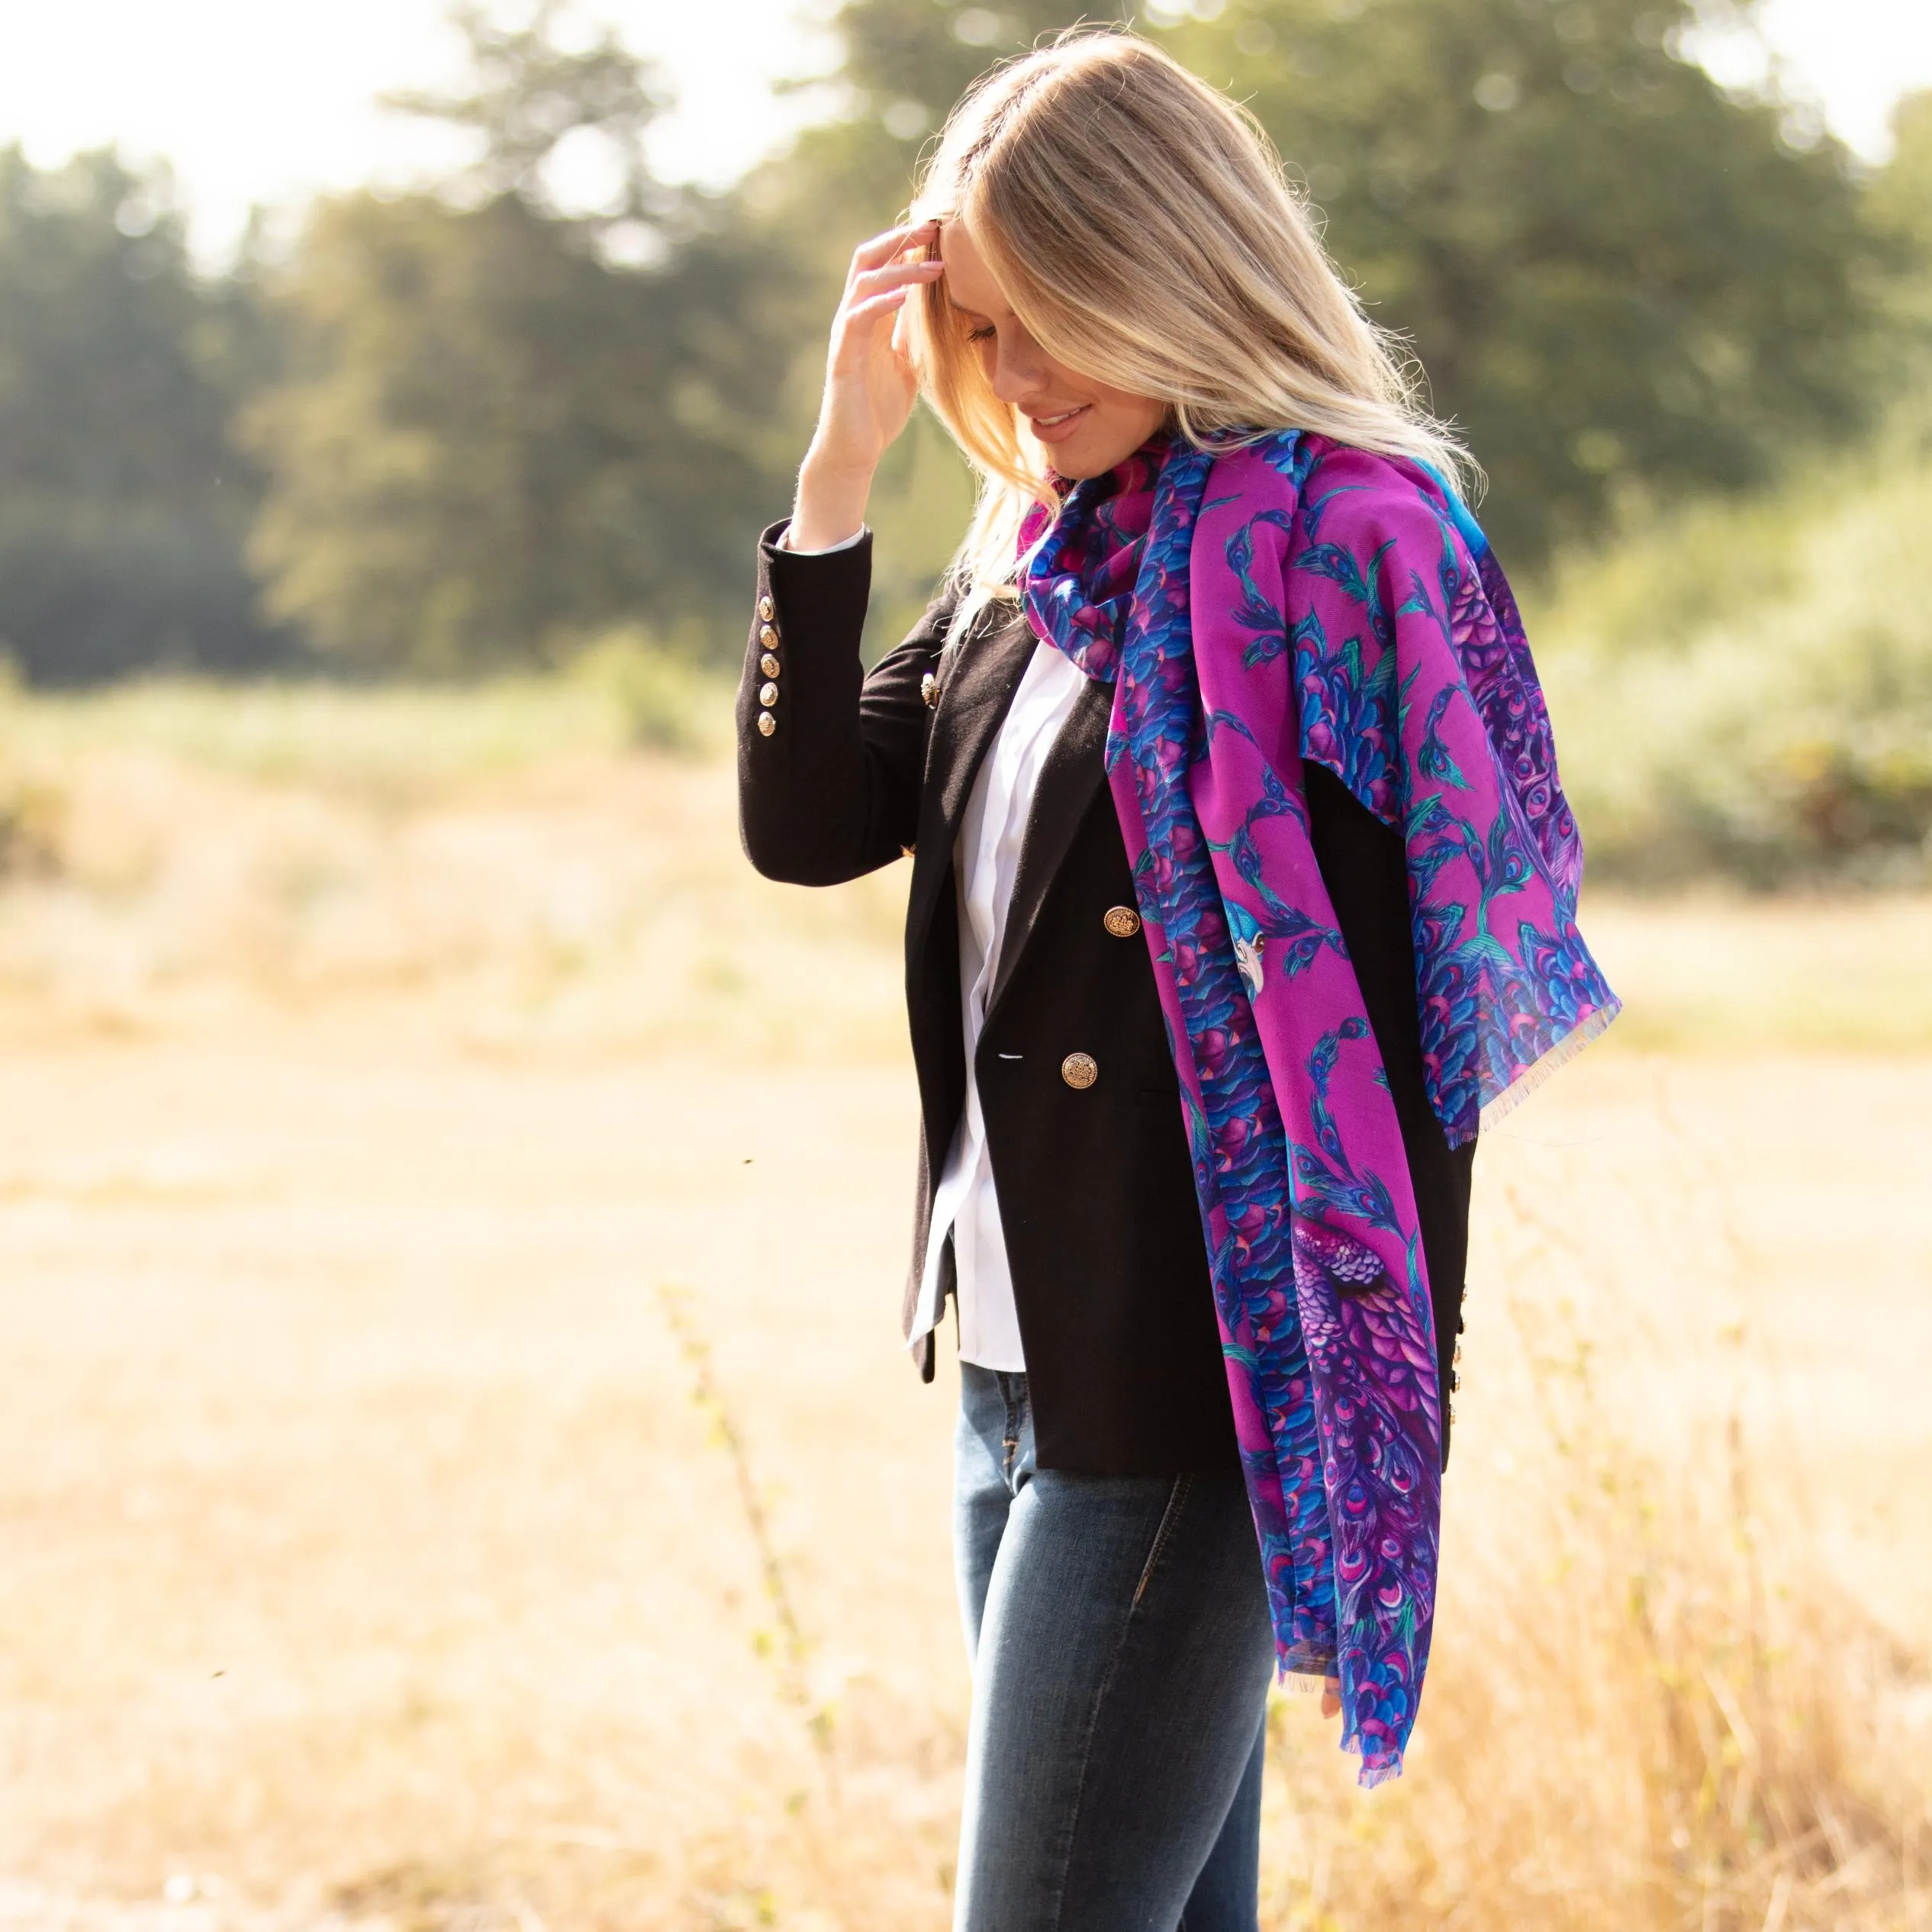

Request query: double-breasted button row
[
  {"left": 1061, "top": 1051, "right": 1099, "bottom": 1090},
  {"left": 755, "top": 595, "right": 781, "bottom": 736},
  {"left": 1103, "top": 904, "right": 1141, "bottom": 939}
]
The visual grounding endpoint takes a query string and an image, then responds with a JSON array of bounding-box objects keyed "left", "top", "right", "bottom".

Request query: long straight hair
[{"left": 903, "top": 31, "right": 1474, "bottom": 639}]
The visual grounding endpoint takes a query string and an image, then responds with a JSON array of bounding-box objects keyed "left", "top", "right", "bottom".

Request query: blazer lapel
[
  {"left": 986, "top": 671, "right": 1114, "bottom": 1014},
  {"left": 905, "top": 607, "right": 1037, "bottom": 968}
]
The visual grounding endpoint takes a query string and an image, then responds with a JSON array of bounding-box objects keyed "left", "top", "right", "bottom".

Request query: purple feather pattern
[{"left": 1020, "top": 433, "right": 1618, "bottom": 1784}]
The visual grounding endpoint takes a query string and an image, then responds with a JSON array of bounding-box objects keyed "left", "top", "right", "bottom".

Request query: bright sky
[{"left": 0, "top": 0, "right": 1927, "bottom": 265}]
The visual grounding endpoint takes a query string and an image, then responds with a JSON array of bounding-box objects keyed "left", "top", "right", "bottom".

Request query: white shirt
[
  {"left": 778, "top": 521, "right": 1084, "bottom": 1370},
  {"left": 911, "top": 639, "right": 1088, "bottom": 1370}
]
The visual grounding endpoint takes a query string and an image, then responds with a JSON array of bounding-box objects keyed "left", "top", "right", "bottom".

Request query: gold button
[
  {"left": 1103, "top": 905, "right": 1141, "bottom": 939},
  {"left": 1061, "top": 1051, "right": 1098, "bottom": 1090},
  {"left": 756, "top": 712, "right": 777, "bottom": 737},
  {"left": 759, "top": 680, "right": 779, "bottom": 708},
  {"left": 760, "top": 652, "right": 781, "bottom": 679},
  {"left": 920, "top": 671, "right": 939, "bottom": 710},
  {"left": 759, "top": 623, "right": 779, "bottom": 650},
  {"left": 758, "top": 595, "right": 774, "bottom": 622}
]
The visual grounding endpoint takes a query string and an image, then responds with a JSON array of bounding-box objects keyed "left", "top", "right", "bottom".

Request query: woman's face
[{"left": 939, "top": 217, "right": 1168, "bottom": 478}]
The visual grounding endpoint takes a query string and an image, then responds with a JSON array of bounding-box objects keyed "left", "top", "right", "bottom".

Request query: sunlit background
[
  {"left": 0, "top": 2, "right": 1928, "bottom": 1928},
  {"left": 2, "top": 0, "right": 1930, "bottom": 256}
]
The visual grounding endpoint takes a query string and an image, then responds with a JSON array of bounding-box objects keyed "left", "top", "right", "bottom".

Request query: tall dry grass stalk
[
  {"left": 1254, "top": 1138, "right": 1930, "bottom": 1932},
  {"left": 658, "top": 1283, "right": 835, "bottom": 1774}
]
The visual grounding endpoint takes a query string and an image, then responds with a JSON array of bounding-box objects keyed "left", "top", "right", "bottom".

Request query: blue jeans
[{"left": 952, "top": 1364, "right": 1277, "bottom": 1932}]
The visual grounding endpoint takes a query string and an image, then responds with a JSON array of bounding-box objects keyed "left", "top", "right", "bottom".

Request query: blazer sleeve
[{"left": 736, "top": 518, "right": 960, "bottom": 886}]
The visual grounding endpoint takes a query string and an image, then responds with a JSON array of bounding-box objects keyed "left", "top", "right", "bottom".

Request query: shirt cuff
[{"left": 778, "top": 523, "right": 868, "bottom": 556}]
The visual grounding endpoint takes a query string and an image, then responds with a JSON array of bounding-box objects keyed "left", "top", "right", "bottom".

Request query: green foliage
[
  {"left": 830, "top": 0, "right": 1133, "bottom": 139},
  {"left": 1179, "top": 0, "right": 1879, "bottom": 564},
  {"left": 797, "top": 0, "right": 1881, "bottom": 568},
  {"left": 243, "top": 6, "right": 791, "bottom": 675},
  {"left": 1868, "top": 89, "right": 1932, "bottom": 398},
  {"left": 246, "top": 193, "right": 768, "bottom": 671},
  {"left": 383, "top": 0, "right": 675, "bottom": 232},
  {"left": 1872, "top": 90, "right": 1932, "bottom": 271},
  {"left": 1532, "top": 433, "right": 1932, "bottom": 885},
  {"left": 0, "top": 147, "right": 288, "bottom": 683}
]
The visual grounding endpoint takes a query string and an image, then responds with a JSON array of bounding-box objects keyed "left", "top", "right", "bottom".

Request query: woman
[{"left": 737, "top": 32, "right": 1618, "bottom": 1931}]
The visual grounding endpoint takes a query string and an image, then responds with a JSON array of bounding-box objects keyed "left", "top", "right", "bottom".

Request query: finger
[
  {"left": 844, "top": 287, "right": 913, "bottom": 329},
  {"left": 850, "top": 259, "right": 945, "bottom": 304},
  {"left": 850, "top": 220, "right": 939, "bottom": 276}
]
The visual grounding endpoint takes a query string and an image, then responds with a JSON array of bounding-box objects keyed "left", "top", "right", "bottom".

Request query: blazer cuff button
[
  {"left": 756, "top": 712, "right": 777, "bottom": 737},
  {"left": 758, "top": 680, "right": 779, "bottom": 708},
  {"left": 758, "top": 595, "right": 774, "bottom": 622}
]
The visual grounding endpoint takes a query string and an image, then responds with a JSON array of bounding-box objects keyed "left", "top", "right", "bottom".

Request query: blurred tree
[
  {"left": 247, "top": 3, "right": 785, "bottom": 671},
  {"left": 1869, "top": 89, "right": 1932, "bottom": 392},
  {"left": 1180, "top": 0, "right": 1880, "bottom": 563},
  {"left": 0, "top": 147, "right": 288, "bottom": 683},
  {"left": 778, "top": 0, "right": 1881, "bottom": 568},
  {"left": 1873, "top": 92, "right": 1932, "bottom": 254},
  {"left": 382, "top": 0, "right": 678, "bottom": 252}
]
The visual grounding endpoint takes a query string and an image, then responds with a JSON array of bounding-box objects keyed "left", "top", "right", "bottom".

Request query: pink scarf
[{"left": 1022, "top": 431, "right": 1618, "bottom": 1784}]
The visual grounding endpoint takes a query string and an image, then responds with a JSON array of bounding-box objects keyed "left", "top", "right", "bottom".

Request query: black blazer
[{"left": 736, "top": 523, "right": 1474, "bottom": 1475}]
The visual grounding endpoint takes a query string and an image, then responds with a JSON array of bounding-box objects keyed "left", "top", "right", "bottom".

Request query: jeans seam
[
  {"left": 1131, "top": 1472, "right": 1193, "bottom": 1608},
  {"left": 1044, "top": 1474, "right": 1193, "bottom": 1929}
]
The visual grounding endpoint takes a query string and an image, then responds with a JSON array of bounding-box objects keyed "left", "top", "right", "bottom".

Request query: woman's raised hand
[{"left": 790, "top": 222, "right": 943, "bottom": 552}]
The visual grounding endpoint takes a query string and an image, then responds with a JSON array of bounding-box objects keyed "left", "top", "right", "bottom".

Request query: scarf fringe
[
  {"left": 1478, "top": 997, "right": 1623, "bottom": 1133},
  {"left": 1278, "top": 1660, "right": 1408, "bottom": 1785},
  {"left": 1277, "top": 1660, "right": 1335, "bottom": 1689}
]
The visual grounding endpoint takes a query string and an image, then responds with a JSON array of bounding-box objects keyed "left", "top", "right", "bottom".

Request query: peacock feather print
[{"left": 1021, "top": 429, "right": 1618, "bottom": 1783}]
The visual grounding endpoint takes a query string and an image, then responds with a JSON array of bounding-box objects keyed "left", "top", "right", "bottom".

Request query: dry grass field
[{"left": 0, "top": 684, "right": 1927, "bottom": 1931}]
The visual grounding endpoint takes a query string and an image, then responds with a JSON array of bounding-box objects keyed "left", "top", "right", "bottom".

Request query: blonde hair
[{"left": 904, "top": 31, "right": 1474, "bottom": 639}]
